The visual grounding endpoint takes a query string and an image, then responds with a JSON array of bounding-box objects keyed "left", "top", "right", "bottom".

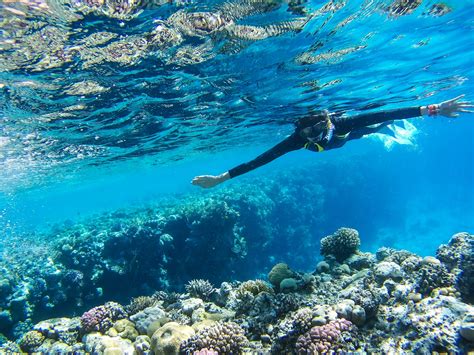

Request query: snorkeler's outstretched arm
[
  {"left": 192, "top": 132, "right": 305, "bottom": 188},
  {"left": 334, "top": 95, "right": 473, "bottom": 133},
  {"left": 428, "top": 95, "right": 473, "bottom": 117}
]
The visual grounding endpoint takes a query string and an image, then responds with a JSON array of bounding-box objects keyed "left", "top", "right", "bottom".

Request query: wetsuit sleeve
[
  {"left": 228, "top": 132, "right": 305, "bottom": 178},
  {"left": 334, "top": 106, "right": 422, "bottom": 133}
]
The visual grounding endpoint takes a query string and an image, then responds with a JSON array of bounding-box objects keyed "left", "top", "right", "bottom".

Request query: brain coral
[
  {"left": 268, "top": 263, "right": 295, "bottom": 288},
  {"left": 320, "top": 228, "right": 360, "bottom": 261},
  {"left": 180, "top": 321, "right": 248, "bottom": 353},
  {"left": 151, "top": 322, "right": 195, "bottom": 355},
  {"left": 295, "top": 319, "right": 353, "bottom": 354}
]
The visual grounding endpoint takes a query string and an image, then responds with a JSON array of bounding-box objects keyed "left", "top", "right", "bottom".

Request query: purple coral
[
  {"left": 180, "top": 321, "right": 248, "bottom": 353},
  {"left": 193, "top": 349, "right": 218, "bottom": 355},
  {"left": 80, "top": 301, "right": 127, "bottom": 333},
  {"left": 295, "top": 319, "right": 353, "bottom": 354}
]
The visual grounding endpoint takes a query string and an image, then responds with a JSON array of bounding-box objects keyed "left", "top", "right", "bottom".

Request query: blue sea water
[
  {"left": 1, "top": 0, "right": 474, "bottom": 347},
  {"left": 0, "top": 0, "right": 473, "bottom": 265}
]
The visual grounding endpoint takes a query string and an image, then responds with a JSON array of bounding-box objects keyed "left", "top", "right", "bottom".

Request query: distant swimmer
[{"left": 192, "top": 95, "right": 473, "bottom": 188}]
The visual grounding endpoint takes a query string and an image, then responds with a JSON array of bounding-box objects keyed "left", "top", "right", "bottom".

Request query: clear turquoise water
[{"left": 1, "top": 0, "right": 473, "bottom": 256}]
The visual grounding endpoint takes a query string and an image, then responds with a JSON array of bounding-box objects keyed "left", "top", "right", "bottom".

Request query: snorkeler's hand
[
  {"left": 191, "top": 172, "right": 230, "bottom": 188},
  {"left": 437, "top": 95, "right": 473, "bottom": 118}
]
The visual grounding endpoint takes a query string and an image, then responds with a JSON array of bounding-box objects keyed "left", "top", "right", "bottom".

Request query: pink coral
[
  {"left": 193, "top": 349, "right": 218, "bottom": 355},
  {"left": 296, "top": 319, "right": 353, "bottom": 354},
  {"left": 80, "top": 301, "right": 127, "bottom": 333}
]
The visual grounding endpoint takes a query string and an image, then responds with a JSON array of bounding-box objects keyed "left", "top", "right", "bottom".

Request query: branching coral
[
  {"left": 295, "top": 319, "right": 353, "bottom": 354},
  {"left": 320, "top": 228, "right": 360, "bottom": 261},
  {"left": 185, "top": 279, "right": 215, "bottom": 300},
  {"left": 153, "top": 291, "right": 181, "bottom": 305},
  {"left": 126, "top": 296, "right": 159, "bottom": 316},
  {"left": 292, "top": 308, "right": 316, "bottom": 334},
  {"left": 80, "top": 302, "right": 127, "bottom": 333},
  {"left": 180, "top": 321, "right": 248, "bottom": 353}
]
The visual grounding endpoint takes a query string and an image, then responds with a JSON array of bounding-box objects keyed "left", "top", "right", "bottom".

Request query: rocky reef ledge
[{"left": 1, "top": 228, "right": 472, "bottom": 354}]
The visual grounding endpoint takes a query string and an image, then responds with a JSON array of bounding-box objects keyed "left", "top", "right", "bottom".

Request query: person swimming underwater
[{"left": 192, "top": 95, "right": 473, "bottom": 188}]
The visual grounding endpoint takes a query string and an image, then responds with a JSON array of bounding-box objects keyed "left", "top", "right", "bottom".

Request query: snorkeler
[{"left": 192, "top": 95, "right": 473, "bottom": 188}]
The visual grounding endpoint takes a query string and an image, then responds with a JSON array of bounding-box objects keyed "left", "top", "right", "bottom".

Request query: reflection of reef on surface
[
  {"left": 1, "top": 226, "right": 473, "bottom": 353},
  {"left": 0, "top": 0, "right": 312, "bottom": 72}
]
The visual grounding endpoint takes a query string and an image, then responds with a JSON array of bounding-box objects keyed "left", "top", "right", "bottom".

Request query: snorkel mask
[{"left": 298, "top": 110, "right": 335, "bottom": 144}]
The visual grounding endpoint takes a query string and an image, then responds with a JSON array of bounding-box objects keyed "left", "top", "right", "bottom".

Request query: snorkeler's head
[
  {"left": 296, "top": 110, "right": 333, "bottom": 142},
  {"left": 296, "top": 110, "right": 328, "bottom": 129}
]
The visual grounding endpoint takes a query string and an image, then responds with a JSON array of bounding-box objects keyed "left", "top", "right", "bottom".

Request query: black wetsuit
[{"left": 228, "top": 106, "right": 422, "bottom": 178}]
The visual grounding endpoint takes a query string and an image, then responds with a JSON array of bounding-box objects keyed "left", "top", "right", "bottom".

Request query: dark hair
[{"left": 295, "top": 110, "right": 329, "bottom": 130}]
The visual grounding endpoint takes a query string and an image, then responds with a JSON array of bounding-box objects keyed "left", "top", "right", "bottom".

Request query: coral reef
[
  {"left": 126, "top": 296, "right": 159, "bottom": 316},
  {"left": 153, "top": 291, "right": 181, "bottom": 306},
  {"left": 80, "top": 302, "right": 127, "bottom": 333},
  {"left": 0, "top": 175, "right": 328, "bottom": 338},
  {"left": 460, "top": 313, "right": 474, "bottom": 342},
  {"left": 295, "top": 319, "right": 354, "bottom": 353},
  {"left": 33, "top": 317, "right": 81, "bottom": 345},
  {"left": 268, "top": 263, "right": 295, "bottom": 287},
  {"left": 0, "top": 177, "right": 472, "bottom": 355},
  {"left": 151, "top": 322, "right": 195, "bottom": 354},
  {"left": 415, "top": 258, "right": 455, "bottom": 296},
  {"left": 1, "top": 227, "right": 473, "bottom": 354},
  {"left": 185, "top": 280, "right": 215, "bottom": 300},
  {"left": 180, "top": 321, "right": 248, "bottom": 353},
  {"left": 18, "top": 330, "right": 45, "bottom": 352},
  {"left": 130, "top": 305, "right": 167, "bottom": 335},
  {"left": 320, "top": 227, "right": 360, "bottom": 261},
  {"left": 436, "top": 232, "right": 474, "bottom": 303},
  {"left": 235, "top": 280, "right": 273, "bottom": 298}
]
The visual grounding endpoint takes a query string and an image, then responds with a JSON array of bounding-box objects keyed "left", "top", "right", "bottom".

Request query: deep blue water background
[{"left": 1, "top": 0, "right": 473, "bottom": 262}]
